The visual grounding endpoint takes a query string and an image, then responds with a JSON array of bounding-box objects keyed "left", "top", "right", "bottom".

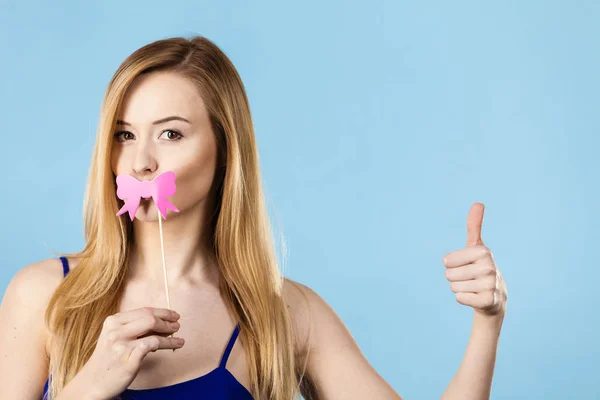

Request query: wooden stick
[{"left": 157, "top": 208, "right": 175, "bottom": 352}]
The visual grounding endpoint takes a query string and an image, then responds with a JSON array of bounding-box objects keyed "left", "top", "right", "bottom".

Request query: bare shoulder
[
  {"left": 2, "top": 257, "right": 80, "bottom": 358},
  {"left": 0, "top": 257, "right": 80, "bottom": 397},
  {"left": 13, "top": 257, "right": 66, "bottom": 279},
  {"left": 281, "top": 278, "right": 402, "bottom": 399},
  {"left": 281, "top": 278, "right": 312, "bottom": 355},
  {"left": 3, "top": 258, "right": 66, "bottom": 308},
  {"left": 282, "top": 278, "right": 355, "bottom": 355}
]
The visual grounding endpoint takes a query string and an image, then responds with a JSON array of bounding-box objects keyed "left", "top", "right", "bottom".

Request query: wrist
[
  {"left": 59, "top": 368, "right": 105, "bottom": 400},
  {"left": 473, "top": 310, "right": 504, "bottom": 332}
]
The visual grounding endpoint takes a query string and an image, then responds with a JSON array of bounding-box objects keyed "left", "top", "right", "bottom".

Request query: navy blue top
[{"left": 43, "top": 256, "right": 254, "bottom": 399}]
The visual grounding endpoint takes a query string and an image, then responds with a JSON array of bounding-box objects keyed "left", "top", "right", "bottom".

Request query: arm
[
  {"left": 287, "top": 279, "right": 504, "bottom": 400},
  {"left": 285, "top": 280, "right": 403, "bottom": 400},
  {"left": 285, "top": 204, "right": 505, "bottom": 400},
  {"left": 0, "top": 259, "right": 65, "bottom": 399},
  {"left": 441, "top": 312, "right": 503, "bottom": 400},
  {"left": 54, "top": 374, "right": 102, "bottom": 400},
  {"left": 440, "top": 202, "right": 508, "bottom": 400}
]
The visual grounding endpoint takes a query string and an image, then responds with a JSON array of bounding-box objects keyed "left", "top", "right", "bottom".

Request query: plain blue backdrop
[{"left": 1, "top": 1, "right": 598, "bottom": 399}]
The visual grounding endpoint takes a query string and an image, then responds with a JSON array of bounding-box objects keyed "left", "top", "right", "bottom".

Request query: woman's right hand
[{"left": 75, "top": 307, "right": 185, "bottom": 400}]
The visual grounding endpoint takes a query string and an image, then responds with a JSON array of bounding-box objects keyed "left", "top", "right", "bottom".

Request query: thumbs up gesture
[{"left": 443, "top": 203, "right": 507, "bottom": 317}]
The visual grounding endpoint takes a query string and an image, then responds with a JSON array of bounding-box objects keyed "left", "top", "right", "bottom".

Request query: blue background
[{"left": 1, "top": 1, "right": 598, "bottom": 398}]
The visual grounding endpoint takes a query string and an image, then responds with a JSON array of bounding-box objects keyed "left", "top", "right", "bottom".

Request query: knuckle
[
  {"left": 106, "top": 330, "right": 119, "bottom": 342},
  {"left": 143, "top": 307, "right": 154, "bottom": 316},
  {"left": 147, "top": 337, "right": 160, "bottom": 350},
  {"left": 145, "top": 315, "right": 159, "bottom": 326},
  {"left": 103, "top": 315, "right": 116, "bottom": 328},
  {"left": 112, "top": 342, "right": 126, "bottom": 354}
]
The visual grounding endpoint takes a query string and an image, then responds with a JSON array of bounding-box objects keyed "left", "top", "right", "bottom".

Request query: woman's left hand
[{"left": 443, "top": 202, "right": 507, "bottom": 318}]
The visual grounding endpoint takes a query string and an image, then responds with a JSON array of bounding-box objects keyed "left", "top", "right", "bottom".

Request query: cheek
[
  {"left": 110, "top": 143, "right": 126, "bottom": 175},
  {"left": 170, "top": 140, "right": 218, "bottom": 206}
]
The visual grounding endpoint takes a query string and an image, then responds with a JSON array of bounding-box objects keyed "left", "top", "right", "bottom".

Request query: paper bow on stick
[
  {"left": 115, "top": 170, "right": 180, "bottom": 351},
  {"left": 116, "top": 171, "right": 180, "bottom": 221}
]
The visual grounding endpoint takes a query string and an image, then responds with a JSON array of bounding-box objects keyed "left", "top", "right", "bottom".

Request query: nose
[{"left": 131, "top": 140, "right": 158, "bottom": 177}]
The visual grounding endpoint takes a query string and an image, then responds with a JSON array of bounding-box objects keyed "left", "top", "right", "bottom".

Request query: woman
[{"left": 0, "top": 36, "right": 507, "bottom": 400}]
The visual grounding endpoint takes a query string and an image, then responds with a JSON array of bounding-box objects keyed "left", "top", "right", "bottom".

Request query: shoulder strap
[
  {"left": 219, "top": 323, "right": 241, "bottom": 369},
  {"left": 59, "top": 257, "right": 70, "bottom": 277}
]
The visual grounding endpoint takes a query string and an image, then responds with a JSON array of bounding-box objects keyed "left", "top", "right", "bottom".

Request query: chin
[
  {"left": 133, "top": 201, "right": 160, "bottom": 221},
  {"left": 134, "top": 203, "right": 183, "bottom": 222}
]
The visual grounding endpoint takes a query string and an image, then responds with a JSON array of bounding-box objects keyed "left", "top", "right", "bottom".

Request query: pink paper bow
[{"left": 115, "top": 171, "right": 180, "bottom": 221}]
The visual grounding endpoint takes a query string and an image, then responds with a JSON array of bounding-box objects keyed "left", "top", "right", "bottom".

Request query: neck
[{"left": 126, "top": 201, "right": 220, "bottom": 290}]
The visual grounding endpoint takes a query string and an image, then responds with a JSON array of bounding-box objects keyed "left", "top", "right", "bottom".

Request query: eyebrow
[{"left": 115, "top": 116, "right": 191, "bottom": 126}]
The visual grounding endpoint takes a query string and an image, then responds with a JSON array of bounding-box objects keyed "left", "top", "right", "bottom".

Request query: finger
[
  {"left": 455, "top": 291, "right": 496, "bottom": 309},
  {"left": 120, "top": 315, "right": 181, "bottom": 339},
  {"left": 445, "top": 263, "right": 496, "bottom": 282},
  {"left": 127, "top": 336, "right": 185, "bottom": 366},
  {"left": 466, "top": 202, "right": 485, "bottom": 247},
  {"left": 137, "top": 330, "right": 178, "bottom": 339},
  {"left": 449, "top": 276, "right": 496, "bottom": 293},
  {"left": 110, "top": 307, "right": 180, "bottom": 326},
  {"left": 443, "top": 246, "right": 491, "bottom": 268}
]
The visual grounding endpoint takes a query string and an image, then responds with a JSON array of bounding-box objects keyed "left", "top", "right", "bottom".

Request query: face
[{"left": 111, "top": 71, "right": 219, "bottom": 221}]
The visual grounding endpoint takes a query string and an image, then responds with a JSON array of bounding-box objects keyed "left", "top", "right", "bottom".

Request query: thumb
[{"left": 466, "top": 202, "right": 485, "bottom": 247}]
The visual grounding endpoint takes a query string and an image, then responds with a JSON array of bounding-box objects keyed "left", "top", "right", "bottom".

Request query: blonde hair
[{"left": 45, "top": 36, "right": 307, "bottom": 400}]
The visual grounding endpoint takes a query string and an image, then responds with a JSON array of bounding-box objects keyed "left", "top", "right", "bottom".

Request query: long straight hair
[{"left": 45, "top": 36, "right": 307, "bottom": 400}]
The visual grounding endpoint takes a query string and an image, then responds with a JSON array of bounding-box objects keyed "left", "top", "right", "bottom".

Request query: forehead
[{"left": 118, "top": 71, "right": 206, "bottom": 123}]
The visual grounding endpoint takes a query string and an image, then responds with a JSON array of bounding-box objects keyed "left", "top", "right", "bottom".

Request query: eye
[
  {"left": 114, "top": 131, "right": 135, "bottom": 142},
  {"left": 160, "top": 129, "right": 183, "bottom": 141},
  {"left": 113, "top": 130, "right": 182, "bottom": 142}
]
